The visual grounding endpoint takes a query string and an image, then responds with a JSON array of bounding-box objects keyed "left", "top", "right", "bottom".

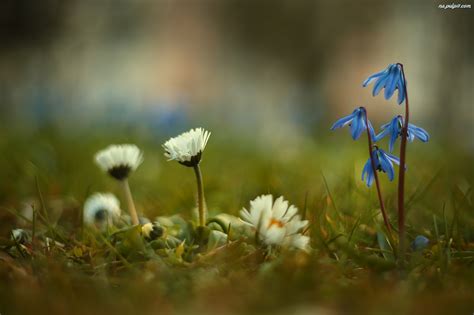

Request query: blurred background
[
  {"left": 1, "top": 0, "right": 472, "bottom": 140},
  {"left": 0, "top": 0, "right": 472, "bottom": 218}
]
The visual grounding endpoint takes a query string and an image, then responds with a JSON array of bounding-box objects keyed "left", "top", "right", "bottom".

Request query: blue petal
[
  {"left": 397, "top": 76, "right": 406, "bottom": 104},
  {"left": 375, "top": 127, "right": 390, "bottom": 142},
  {"left": 362, "top": 69, "right": 388, "bottom": 87},
  {"left": 351, "top": 113, "right": 365, "bottom": 140},
  {"left": 379, "top": 151, "right": 395, "bottom": 181},
  {"left": 380, "top": 121, "right": 391, "bottom": 130},
  {"left": 407, "top": 131, "right": 416, "bottom": 142},
  {"left": 367, "top": 120, "right": 376, "bottom": 140},
  {"left": 367, "top": 167, "right": 375, "bottom": 187},
  {"left": 362, "top": 158, "right": 375, "bottom": 187},
  {"left": 384, "top": 68, "right": 398, "bottom": 100},
  {"left": 330, "top": 113, "right": 354, "bottom": 130},
  {"left": 386, "top": 152, "right": 400, "bottom": 165},
  {"left": 372, "top": 75, "right": 388, "bottom": 96},
  {"left": 361, "top": 159, "right": 371, "bottom": 181},
  {"left": 389, "top": 132, "right": 399, "bottom": 153},
  {"left": 408, "top": 123, "right": 430, "bottom": 142},
  {"left": 389, "top": 117, "right": 401, "bottom": 152}
]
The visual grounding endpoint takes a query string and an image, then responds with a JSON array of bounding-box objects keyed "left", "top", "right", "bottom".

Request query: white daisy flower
[
  {"left": 162, "top": 128, "right": 211, "bottom": 166},
  {"left": 94, "top": 144, "right": 143, "bottom": 225},
  {"left": 95, "top": 144, "right": 143, "bottom": 180},
  {"left": 83, "top": 193, "right": 121, "bottom": 228},
  {"left": 240, "top": 194, "right": 310, "bottom": 251},
  {"left": 163, "top": 128, "right": 211, "bottom": 227}
]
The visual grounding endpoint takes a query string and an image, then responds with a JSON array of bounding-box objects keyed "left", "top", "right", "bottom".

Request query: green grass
[{"left": 0, "top": 126, "right": 473, "bottom": 315}]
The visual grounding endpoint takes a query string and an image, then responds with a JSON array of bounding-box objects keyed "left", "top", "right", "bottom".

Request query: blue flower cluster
[
  {"left": 330, "top": 107, "right": 375, "bottom": 140},
  {"left": 361, "top": 147, "right": 400, "bottom": 187},
  {"left": 375, "top": 115, "right": 430, "bottom": 152},
  {"left": 331, "top": 63, "right": 430, "bottom": 187},
  {"left": 363, "top": 63, "right": 406, "bottom": 105}
]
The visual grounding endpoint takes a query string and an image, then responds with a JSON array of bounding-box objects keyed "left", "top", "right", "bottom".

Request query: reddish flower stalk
[
  {"left": 361, "top": 107, "right": 392, "bottom": 237},
  {"left": 397, "top": 63, "right": 409, "bottom": 262}
]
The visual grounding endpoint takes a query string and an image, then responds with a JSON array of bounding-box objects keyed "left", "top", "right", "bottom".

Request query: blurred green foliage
[{"left": 0, "top": 126, "right": 473, "bottom": 315}]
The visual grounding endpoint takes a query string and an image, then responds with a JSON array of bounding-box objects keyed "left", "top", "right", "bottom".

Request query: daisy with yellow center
[{"left": 240, "top": 194, "right": 310, "bottom": 251}]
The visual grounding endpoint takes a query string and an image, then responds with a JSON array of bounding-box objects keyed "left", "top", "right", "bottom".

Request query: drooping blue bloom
[
  {"left": 407, "top": 123, "right": 430, "bottom": 143},
  {"left": 361, "top": 147, "right": 400, "bottom": 187},
  {"left": 363, "top": 64, "right": 406, "bottom": 105},
  {"left": 411, "top": 235, "right": 429, "bottom": 251},
  {"left": 375, "top": 115, "right": 430, "bottom": 152},
  {"left": 330, "top": 107, "right": 376, "bottom": 140}
]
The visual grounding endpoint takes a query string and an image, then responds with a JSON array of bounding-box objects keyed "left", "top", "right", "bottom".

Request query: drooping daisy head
[
  {"left": 162, "top": 128, "right": 211, "bottom": 167},
  {"left": 240, "top": 194, "right": 310, "bottom": 251},
  {"left": 83, "top": 193, "right": 121, "bottom": 229},
  {"left": 94, "top": 144, "right": 143, "bottom": 180}
]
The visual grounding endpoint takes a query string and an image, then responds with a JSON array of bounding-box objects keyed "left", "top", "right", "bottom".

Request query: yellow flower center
[{"left": 268, "top": 218, "right": 285, "bottom": 228}]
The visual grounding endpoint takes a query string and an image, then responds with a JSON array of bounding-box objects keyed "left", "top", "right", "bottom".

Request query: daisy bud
[{"left": 141, "top": 223, "right": 164, "bottom": 241}]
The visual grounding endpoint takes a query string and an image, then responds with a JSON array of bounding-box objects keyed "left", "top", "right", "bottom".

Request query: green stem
[
  {"left": 122, "top": 179, "right": 139, "bottom": 225},
  {"left": 397, "top": 63, "right": 409, "bottom": 265},
  {"left": 193, "top": 164, "right": 207, "bottom": 226}
]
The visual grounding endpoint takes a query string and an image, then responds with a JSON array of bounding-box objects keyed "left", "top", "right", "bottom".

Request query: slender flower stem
[
  {"left": 121, "top": 179, "right": 139, "bottom": 225},
  {"left": 397, "top": 63, "right": 409, "bottom": 263},
  {"left": 193, "top": 164, "right": 207, "bottom": 226},
  {"left": 361, "top": 107, "right": 393, "bottom": 237},
  {"left": 32, "top": 206, "right": 36, "bottom": 251}
]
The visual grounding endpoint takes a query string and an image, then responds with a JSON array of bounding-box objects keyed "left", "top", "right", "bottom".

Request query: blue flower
[
  {"left": 330, "top": 107, "right": 376, "bottom": 140},
  {"left": 361, "top": 147, "right": 400, "bottom": 187},
  {"left": 363, "top": 64, "right": 406, "bottom": 105},
  {"left": 375, "top": 116, "right": 430, "bottom": 152},
  {"left": 411, "top": 235, "right": 429, "bottom": 251}
]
